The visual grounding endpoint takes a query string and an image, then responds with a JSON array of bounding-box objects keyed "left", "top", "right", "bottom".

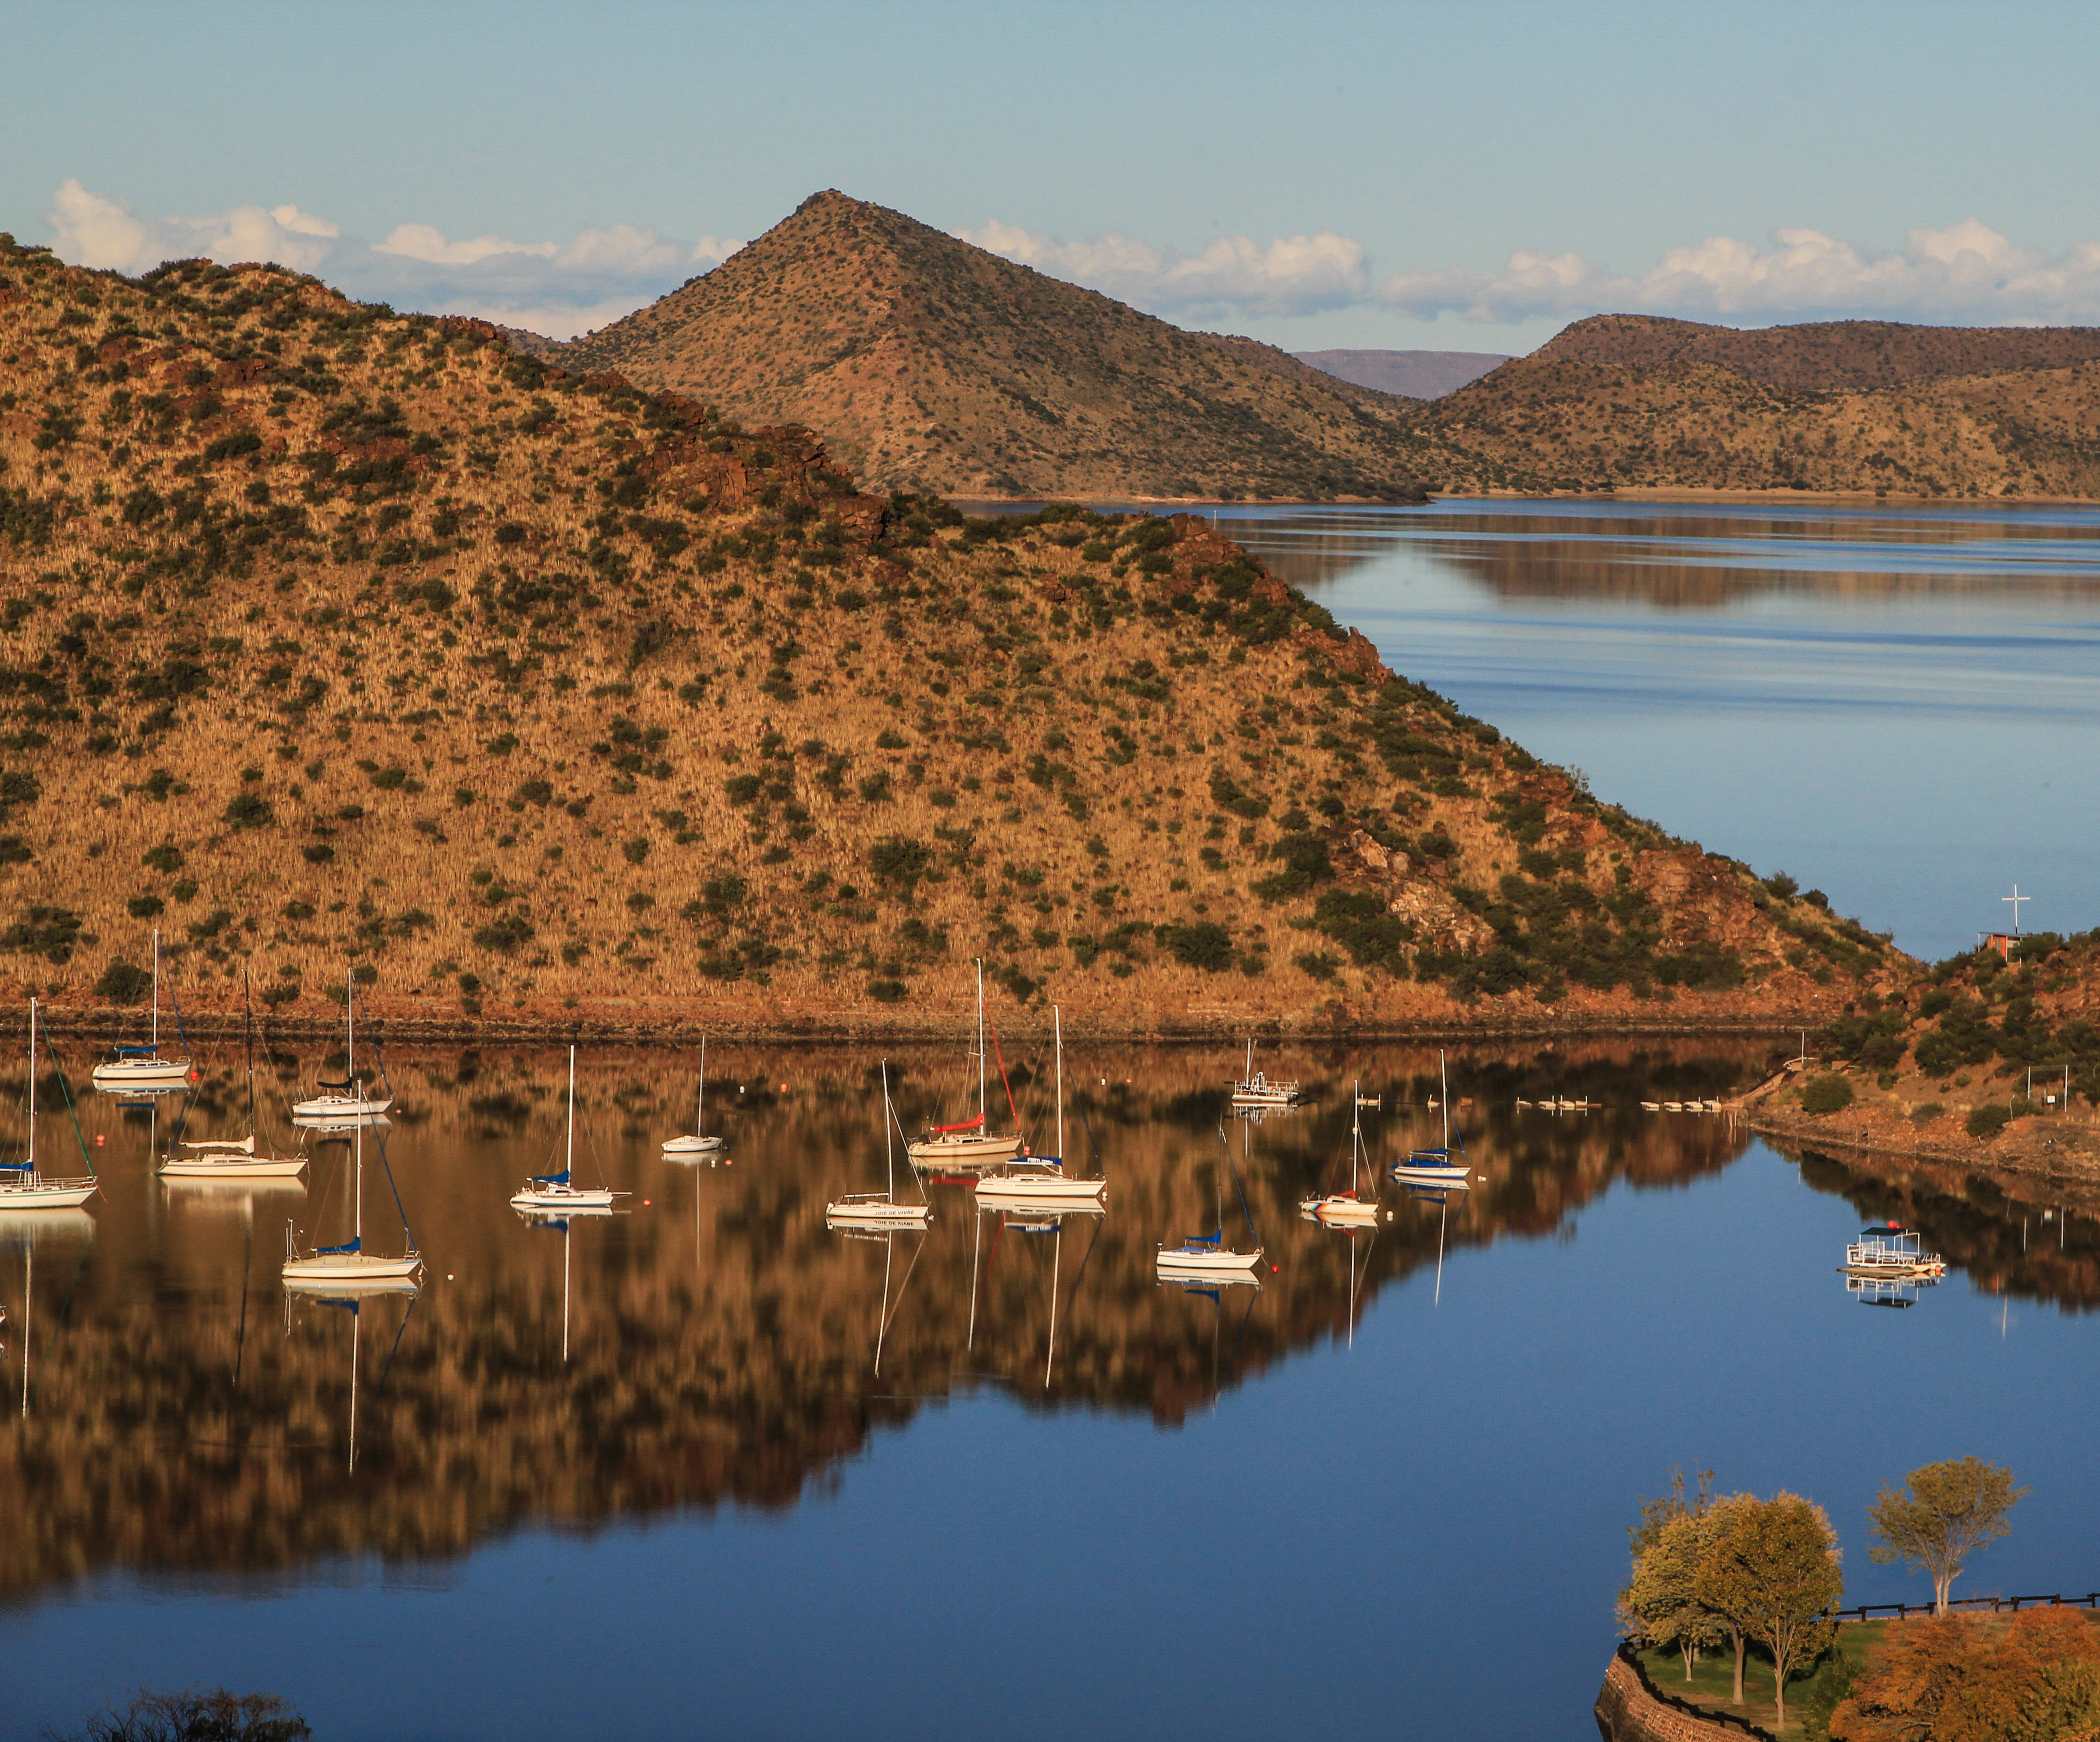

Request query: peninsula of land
[{"left": 0, "top": 233, "right": 1899, "bottom": 1040}]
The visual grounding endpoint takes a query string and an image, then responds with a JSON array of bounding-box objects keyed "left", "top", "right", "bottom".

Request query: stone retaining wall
[{"left": 1594, "top": 1656, "right": 1747, "bottom": 1742}]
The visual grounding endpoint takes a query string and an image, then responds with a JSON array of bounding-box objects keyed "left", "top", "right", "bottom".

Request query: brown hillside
[
  {"left": 1533, "top": 313, "right": 2100, "bottom": 392},
  {"left": 0, "top": 234, "right": 1893, "bottom": 1040},
  {"left": 550, "top": 191, "right": 1482, "bottom": 502}
]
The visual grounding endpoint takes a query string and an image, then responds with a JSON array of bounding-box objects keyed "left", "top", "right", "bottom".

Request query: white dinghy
[
  {"left": 976, "top": 1007, "right": 1106, "bottom": 1206},
  {"left": 1, "top": 1000, "right": 100, "bottom": 1211},
  {"left": 829, "top": 1061, "right": 931, "bottom": 1229},
  {"left": 90, "top": 929, "right": 193, "bottom": 1091},
  {"left": 160, "top": 974, "right": 308, "bottom": 1181},
  {"left": 907, "top": 961, "right": 1026, "bottom": 1170},
  {"left": 661, "top": 1036, "right": 725, "bottom": 1161},
  {"left": 512, "top": 1047, "right": 621, "bottom": 1212},
  {"left": 1301, "top": 1079, "right": 1381, "bottom": 1227},
  {"left": 1389, "top": 1052, "right": 1473, "bottom": 1190},
  {"left": 1157, "top": 1125, "right": 1265, "bottom": 1280},
  {"left": 291, "top": 969, "right": 394, "bottom": 1124},
  {"left": 282, "top": 1117, "right": 422, "bottom": 1286}
]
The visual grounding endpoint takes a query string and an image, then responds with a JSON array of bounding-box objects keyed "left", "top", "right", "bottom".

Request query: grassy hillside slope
[{"left": 0, "top": 235, "right": 1896, "bottom": 1037}]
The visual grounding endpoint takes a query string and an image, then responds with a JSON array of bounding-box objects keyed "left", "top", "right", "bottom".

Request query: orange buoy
[
  {"left": 94, "top": 1133, "right": 106, "bottom": 1147},
  {"left": 643, "top": 1198, "right": 651, "bottom": 1206}
]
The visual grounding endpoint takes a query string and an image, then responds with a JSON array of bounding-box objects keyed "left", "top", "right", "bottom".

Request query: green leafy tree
[
  {"left": 1697, "top": 1492, "right": 1844, "bottom": 1731},
  {"left": 1867, "top": 1456, "right": 2027, "bottom": 1615}
]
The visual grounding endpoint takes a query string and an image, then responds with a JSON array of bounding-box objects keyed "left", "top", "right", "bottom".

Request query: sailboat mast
[
  {"left": 882, "top": 1059, "right": 895, "bottom": 1202},
  {"left": 1352, "top": 1077, "right": 1361, "bottom": 1193},
  {"left": 27, "top": 997, "right": 36, "bottom": 1167},
  {"left": 567, "top": 1045, "right": 576, "bottom": 1177},
  {"left": 697, "top": 1037, "right": 707, "bottom": 1133},
  {"left": 976, "top": 960, "right": 986, "bottom": 1127},
  {"left": 1439, "top": 1050, "right": 1449, "bottom": 1150},
  {"left": 347, "top": 969, "right": 356, "bottom": 1082},
  {"left": 151, "top": 928, "right": 161, "bottom": 1050},
  {"left": 1054, "top": 1005, "right": 1064, "bottom": 1163},
  {"left": 353, "top": 1117, "right": 363, "bottom": 1243}
]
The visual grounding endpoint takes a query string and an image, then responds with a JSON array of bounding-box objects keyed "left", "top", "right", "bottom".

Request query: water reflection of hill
[
  {"left": 0, "top": 1041, "right": 1769, "bottom": 1600},
  {"left": 1229, "top": 509, "right": 2100, "bottom": 611}
]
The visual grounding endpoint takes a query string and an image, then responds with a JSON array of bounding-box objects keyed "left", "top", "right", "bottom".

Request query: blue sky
[{"left": 7, "top": 0, "right": 2098, "bottom": 348}]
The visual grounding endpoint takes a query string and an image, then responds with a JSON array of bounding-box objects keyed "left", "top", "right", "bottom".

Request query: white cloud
[
  {"left": 958, "top": 218, "right": 1368, "bottom": 318},
  {"left": 40, "top": 181, "right": 741, "bottom": 340},
  {"left": 47, "top": 179, "right": 339, "bottom": 274},
  {"left": 375, "top": 223, "right": 556, "bottom": 266},
  {"left": 1380, "top": 221, "right": 2100, "bottom": 327}
]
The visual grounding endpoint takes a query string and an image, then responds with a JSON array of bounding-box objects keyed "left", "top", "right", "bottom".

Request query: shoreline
[{"left": 17, "top": 1002, "right": 1824, "bottom": 1048}]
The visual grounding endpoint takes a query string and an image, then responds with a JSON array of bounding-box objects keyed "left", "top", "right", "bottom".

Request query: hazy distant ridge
[{"left": 1295, "top": 348, "right": 1511, "bottom": 399}]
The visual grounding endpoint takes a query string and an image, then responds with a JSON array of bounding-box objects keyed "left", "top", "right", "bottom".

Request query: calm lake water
[
  {"left": 1223, "top": 498, "right": 2100, "bottom": 962},
  {"left": 3, "top": 1038, "right": 2099, "bottom": 1742},
  {"left": 6, "top": 503, "right": 2100, "bottom": 1740}
]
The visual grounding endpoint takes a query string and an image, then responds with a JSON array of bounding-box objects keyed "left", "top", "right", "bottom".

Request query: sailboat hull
[
  {"left": 1389, "top": 1164, "right": 1471, "bottom": 1188},
  {"left": 661, "top": 1134, "right": 725, "bottom": 1160},
  {"left": 973, "top": 1173, "right": 1107, "bottom": 1202},
  {"left": 160, "top": 1156, "right": 309, "bottom": 1179},
  {"left": 282, "top": 1253, "right": 422, "bottom": 1283},
  {"left": 292, "top": 1095, "right": 393, "bottom": 1121},
  {"left": 0, "top": 1178, "right": 98, "bottom": 1209},
  {"left": 511, "top": 1185, "right": 616, "bottom": 1211},
  {"left": 91, "top": 1060, "right": 192, "bottom": 1089},
  {"left": 1156, "top": 1245, "right": 1264, "bottom": 1276},
  {"left": 1302, "top": 1194, "right": 1380, "bottom": 1226},
  {"left": 907, "top": 1133, "right": 1025, "bottom": 1167},
  {"left": 825, "top": 1200, "right": 930, "bottom": 1228},
  {"left": 283, "top": 1270, "right": 421, "bottom": 1295}
]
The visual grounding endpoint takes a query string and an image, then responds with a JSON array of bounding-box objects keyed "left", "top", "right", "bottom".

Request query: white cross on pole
[{"left": 2004, "top": 886, "right": 2029, "bottom": 934}]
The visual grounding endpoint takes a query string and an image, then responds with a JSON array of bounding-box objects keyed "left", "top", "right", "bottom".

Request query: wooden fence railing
[{"left": 1834, "top": 1591, "right": 2100, "bottom": 1623}]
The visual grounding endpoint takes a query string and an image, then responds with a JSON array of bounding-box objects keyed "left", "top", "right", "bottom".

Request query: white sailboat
[
  {"left": 907, "top": 960, "right": 1025, "bottom": 1168},
  {"left": 1157, "top": 1126, "right": 1264, "bottom": 1279},
  {"left": 512, "top": 1046, "right": 620, "bottom": 1212},
  {"left": 282, "top": 1116, "right": 422, "bottom": 1285},
  {"left": 291, "top": 970, "right": 394, "bottom": 1123},
  {"left": 1389, "top": 1052, "right": 1473, "bottom": 1190},
  {"left": 89, "top": 929, "right": 193, "bottom": 1090},
  {"left": 829, "top": 1061, "right": 931, "bottom": 1228},
  {"left": 159, "top": 974, "right": 307, "bottom": 1181},
  {"left": 1, "top": 1001, "right": 100, "bottom": 1210},
  {"left": 976, "top": 1006, "right": 1106, "bottom": 1205},
  {"left": 1228, "top": 1036, "right": 1299, "bottom": 1108},
  {"left": 1301, "top": 1078, "right": 1381, "bottom": 1227},
  {"left": 661, "top": 1036, "right": 725, "bottom": 1161}
]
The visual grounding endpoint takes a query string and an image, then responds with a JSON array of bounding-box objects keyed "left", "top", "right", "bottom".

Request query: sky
[{"left": 6, "top": 0, "right": 2100, "bottom": 350}]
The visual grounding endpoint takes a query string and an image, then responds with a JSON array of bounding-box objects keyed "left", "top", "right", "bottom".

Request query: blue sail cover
[
  {"left": 317, "top": 1235, "right": 362, "bottom": 1255},
  {"left": 114, "top": 1046, "right": 157, "bottom": 1058},
  {"left": 0, "top": 1160, "right": 31, "bottom": 1172},
  {"left": 317, "top": 1077, "right": 356, "bottom": 1091},
  {"left": 530, "top": 1169, "right": 570, "bottom": 1187}
]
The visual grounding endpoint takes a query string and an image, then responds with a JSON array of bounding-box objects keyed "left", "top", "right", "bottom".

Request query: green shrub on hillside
[
  {"left": 1966, "top": 1103, "right": 2012, "bottom": 1140},
  {"left": 1801, "top": 1074, "right": 1854, "bottom": 1114}
]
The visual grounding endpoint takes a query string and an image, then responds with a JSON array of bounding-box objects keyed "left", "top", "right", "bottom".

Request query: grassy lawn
[{"left": 1635, "top": 1624, "right": 1888, "bottom": 1739}]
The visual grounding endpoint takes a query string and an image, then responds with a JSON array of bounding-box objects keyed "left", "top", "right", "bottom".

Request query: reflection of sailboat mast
[
  {"left": 968, "top": 1206, "right": 982, "bottom": 1352},
  {"left": 563, "top": 1214, "right": 572, "bottom": 1366},
  {"left": 1435, "top": 1196, "right": 1448, "bottom": 1307},
  {"left": 349, "top": 1298, "right": 360, "bottom": 1475},
  {"left": 1044, "top": 1222, "right": 1061, "bottom": 1391},
  {"left": 875, "top": 1233, "right": 895, "bottom": 1377},
  {"left": 19, "top": 1244, "right": 28, "bottom": 1419}
]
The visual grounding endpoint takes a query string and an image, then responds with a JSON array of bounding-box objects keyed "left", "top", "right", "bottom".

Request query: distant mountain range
[
  {"left": 551, "top": 192, "right": 1436, "bottom": 502},
  {"left": 510, "top": 193, "right": 2100, "bottom": 503},
  {"left": 1294, "top": 348, "right": 1510, "bottom": 399},
  {"left": 1421, "top": 314, "right": 2100, "bottom": 497}
]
